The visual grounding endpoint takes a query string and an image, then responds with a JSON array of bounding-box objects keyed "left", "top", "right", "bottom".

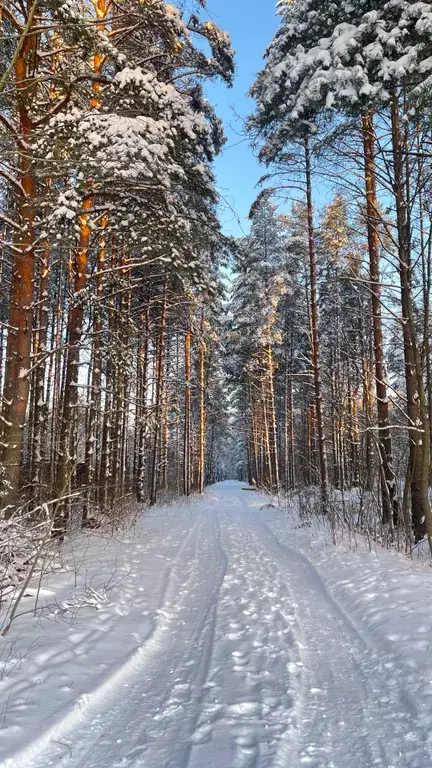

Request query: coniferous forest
[
  {"left": 0, "top": 1, "right": 235, "bottom": 543},
  {"left": 3, "top": 0, "right": 432, "bottom": 562}
]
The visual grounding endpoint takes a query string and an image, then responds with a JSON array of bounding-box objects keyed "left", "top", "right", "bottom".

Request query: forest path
[{"left": 6, "top": 482, "right": 432, "bottom": 768}]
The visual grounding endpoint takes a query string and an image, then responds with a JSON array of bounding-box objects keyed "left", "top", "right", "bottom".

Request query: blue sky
[{"left": 205, "top": 1, "right": 279, "bottom": 238}]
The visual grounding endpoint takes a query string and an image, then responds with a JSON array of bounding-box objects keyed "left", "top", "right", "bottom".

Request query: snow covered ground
[{"left": 2, "top": 481, "right": 432, "bottom": 767}]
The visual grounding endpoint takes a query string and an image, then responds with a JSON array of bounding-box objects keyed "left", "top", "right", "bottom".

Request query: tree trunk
[
  {"left": 137, "top": 308, "right": 150, "bottom": 502},
  {"left": 362, "top": 111, "right": 400, "bottom": 524},
  {"left": 267, "top": 343, "right": 279, "bottom": 492},
  {"left": 183, "top": 326, "right": 191, "bottom": 496},
  {"left": 261, "top": 370, "right": 273, "bottom": 489},
  {"left": 32, "top": 238, "right": 50, "bottom": 496},
  {"left": 288, "top": 374, "right": 295, "bottom": 489},
  {"left": 418, "top": 147, "right": 432, "bottom": 480},
  {"left": 304, "top": 137, "right": 329, "bottom": 512},
  {"left": 84, "top": 216, "right": 107, "bottom": 518},
  {"left": 1, "top": 10, "right": 38, "bottom": 511},
  {"left": 150, "top": 279, "right": 167, "bottom": 506},
  {"left": 284, "top": 364, "right": 289, "bottom": 490},
  {"left": 55, "top": 195, "right": 92, "bottom": 525},
  {"left": 198, "top": 310, "right": 206, "bottom": 495}
]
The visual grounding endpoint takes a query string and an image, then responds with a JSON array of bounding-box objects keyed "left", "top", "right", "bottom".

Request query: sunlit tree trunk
[
  {"left": 267, "top": 343, "right": 279, "bottom": 492},
  {"left": 183, "top": 326, "right": 191, "bottom": 496},
  {"left": 198, "top": 310, "right": 206, "bottom": 494},
  {"left": 1, "top": 7, "right": 38, "bottom": 510},
  {"left": 261, "top": 369, "right": 273, "bottom": 488},
  {"left": 32, "top": 237, "right": 51, "bottom": 496}
]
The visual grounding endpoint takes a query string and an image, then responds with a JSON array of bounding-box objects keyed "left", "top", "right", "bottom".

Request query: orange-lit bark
[
  {"left": 198, "top": 311, "right": 206, "bottom": 494},
  {"left": 1, "top": 4, "right": 38, "bottom": 509},
  {"left": 55, "top": 0, "right": 109, "bottom": 519},
  {"left": 183, "top": 327, "right": 191, "bottom": 497}
]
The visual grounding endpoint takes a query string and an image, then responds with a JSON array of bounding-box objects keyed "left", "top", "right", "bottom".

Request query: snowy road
[{"left": 3, "top": 482, "right": 432, "bottom": 768}]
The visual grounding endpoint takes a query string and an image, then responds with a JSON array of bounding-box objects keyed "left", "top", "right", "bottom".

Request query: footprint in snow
[
  {"left": 234, "top": 730, "right": 259, "bottom": 768},
  {"left": 191, "top": 724, "right": 213, "bottom": 744},
  {"left": 228, "top": 701, "right": 261, "bottom": 717},
  {"left": 170, "top": 683, "right": 191, "bottom": 703},
  {"left": 124, "top": 744, "right": 147, "bottom": 761}
]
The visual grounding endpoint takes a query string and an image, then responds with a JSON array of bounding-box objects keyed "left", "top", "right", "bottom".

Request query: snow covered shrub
[{"left": 0, "top": 503, "right": 56, "bottom": 636}]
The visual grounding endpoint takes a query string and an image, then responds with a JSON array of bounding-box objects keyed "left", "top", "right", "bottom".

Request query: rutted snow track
[{"left": 4, "top": 482, "right": 432, "bottom": 768}]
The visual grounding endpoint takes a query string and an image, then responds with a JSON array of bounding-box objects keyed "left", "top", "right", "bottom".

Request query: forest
[
  {"left": 2, "top": 0, "right": 432, "bottom": 575},
  {"left": 0, "top": 0, "right": 235, "bottom": 550}
]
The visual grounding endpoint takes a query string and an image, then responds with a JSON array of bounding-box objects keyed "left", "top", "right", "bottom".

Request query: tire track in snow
[
  {"left": 4, "top": 505, "right": 226, "bottom": 768},
  {"left": 135, "top": 504, "right": 228, "bottom": 768},
  {"left": 251, "top": 513, "right": 432, "bottom": 768},
  {"left": 188, "top": 505, "right": 303, "bottom": 768},
  {"left": 6, "top": 483, "right": 432, "bottom": 768},
  {"left": 255, "top": 517, "right": 374, "bottom": 652}
]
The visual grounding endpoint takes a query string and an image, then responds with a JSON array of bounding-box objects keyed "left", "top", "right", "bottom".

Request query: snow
[{"left": 2, "top": 482, "right": 432, "bottom": 767}]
